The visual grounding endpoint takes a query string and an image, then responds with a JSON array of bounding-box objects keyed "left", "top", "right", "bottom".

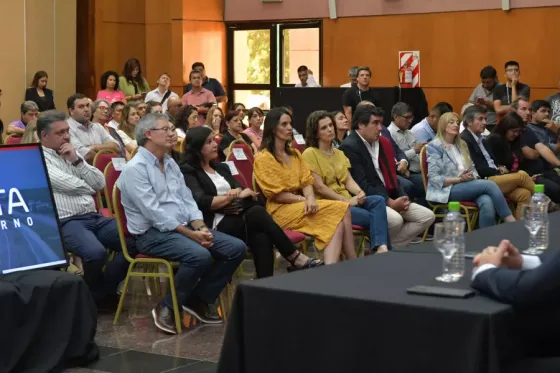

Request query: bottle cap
[
  {"left": 448, "top": 201, "right": 460, "bottom": 212},
  {"left": 535, "top": 184, "right": 544, "bottom": 193}
]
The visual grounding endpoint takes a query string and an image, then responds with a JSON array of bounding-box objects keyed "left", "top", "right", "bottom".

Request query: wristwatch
[{"left": 72, "top": 158, "right": 84, "bottom": 167}]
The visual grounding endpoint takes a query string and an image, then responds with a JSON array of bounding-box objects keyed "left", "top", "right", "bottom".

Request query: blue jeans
[
  {"left": 134, "top": 228, "right": 246, "bottom": 309},
  {"left": 60, "top": 213, "right": 133, "bottom": 300},
  {"left": 449, "top": 180, "right": 512, "bottom": 228},
  {"left": 350, "top": 195, "right": 391, "bottom": 250},
  {"left": 398, "top": 173, "right": 427, "bottom": 206}
]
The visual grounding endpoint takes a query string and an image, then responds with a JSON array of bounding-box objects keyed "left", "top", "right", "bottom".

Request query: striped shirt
[
  {"left": 42, "top": 146, "right": 106, "bottom": 219},
  {"left": 67, "top": 117, "right": 119, "bottom": 158}
]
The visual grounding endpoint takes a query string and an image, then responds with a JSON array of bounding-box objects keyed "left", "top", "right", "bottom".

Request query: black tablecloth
[
  {"left": 397, "top": 211, "right": 560, "bottom": 255},
  {"left": 218, "top": 252, "right": 522, "bottom": 373},
  {"left": 0, "top": 270, "right": 99, "bottom": 373}
]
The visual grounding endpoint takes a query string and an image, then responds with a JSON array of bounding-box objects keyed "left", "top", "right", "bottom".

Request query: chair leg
[
  {"left": 166, "top": 263, "right": 182, "bottom": 333},
  {"left": 113, "top": 263, "right": 134, "bottom": 325}
]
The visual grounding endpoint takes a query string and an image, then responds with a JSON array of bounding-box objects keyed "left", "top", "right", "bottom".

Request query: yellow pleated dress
[{"left": 254, "top": 149, "right": 349, "bottom": 250}]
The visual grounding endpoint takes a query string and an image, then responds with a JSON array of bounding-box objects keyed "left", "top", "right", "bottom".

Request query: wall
[
  {"left": 226, "top": 0, "right": 560, "bottom": 21},
  {"left": 0, "top": 0, "right": 76, "bottom": 129},
  {"left": 322, "top": 7, "right": 560, "bottom": 112}
]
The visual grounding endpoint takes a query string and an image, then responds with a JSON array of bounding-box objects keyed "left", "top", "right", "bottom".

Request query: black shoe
[
  {"left": 152, "top": 303, "right": 178, "bottom": 334},
  {"left": 182, "top": 299, "right": 223, "bottom": 324}
]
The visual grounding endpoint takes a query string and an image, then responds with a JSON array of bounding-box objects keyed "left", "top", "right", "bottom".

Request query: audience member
[
  {"left": 218, "top": 111, "right": 258, "bottom": 158},
  {"left": 303, "top": 110, "right": 390, "bottom": 254},
  {"left": 67, "top": 93, "right": 120, "bottom": 163},
  {"left": 331, "top": 110, "right": 349, "bottom": 148},
  {"left": 25, "top": 71, "right": 56, "bottom": 112},
  {"left": 7, "top": 101, "right": 39, "bottom": 136},
  {"left": 182, "top": 70, "right": 216, "bottom": 126},
  {"left": 545, "top": 77, "right": 560, "bottom": 123},
  {"left": 146, "top": 101, "right": 163, "bottom": 114},
  {"left": 20, "top": 119, "right": 38, "bottom": 143},
  {"left": 340, "top": 66, "right": 358, "bottom": 88},
  {"left": 132, "top": 100, "right": 148, "bottom": 118},
  {"left": 513, "top": 96, "right": 532, "bottom": 124},
  {"left": 117, "top": 103, "right": 140, "bottom": 157},
  {"left": 243, "top": 107, "right": 264, "bottom": 147},
  {"left": 426, "top": 112, "right": 515, "bottom": 228},
  {"left": 205, "top": 106, "right": 225, "bottom": 137},
  {"left": 340, "top": 105, "right": 435, "bottom": 247},
  {"left": 97, "top": 71, "right": 126, "bottom": 104},
  {"left": 460, "top": 106, "right": 534, "bottom": 219},
  {"left": 493, "top": 61, "right": 531, "bottom": 116},
  {"left": 295, "top": 66, "right": 320, "bottom": 87},
  {"left": 166, "top": 96, "right": 182, "bottom": 125},
  {"left": 469, "top": 66, "right": 500, "bottom": 128},
  {"left": 231, "top": 103, "right": 247, "bottom": 128},
  {"left": 107, "top": 101, "right": 125, "bottom": 130},
  {"left": 181, "top": 126, "right": 322, "bottom": 278},
  {"left": 183, "top": 62, "right": 227, "bottom": 104},
  {"left": 527, "top": 100, "right": 558, "bottom": 154},
  {"left": 119, "top": 58, "right": 150, "bottom": 102},
  {"left": 91, "top": 99, "right": 110, "bottom": 126},
  {"left": 118, "top": 113, "right": 246, "bottom": 333},
  {"left": 39, "top": 110, "right": 130, "bottom": 307},
  {"left": 175, "top": 105, "right": 198, "bottom": 140},
  {"left": 254, "top": 107, "right": 355, "bottom": 264},
  {"left": 411, "top": 102, "right": 453, "bottom": 143},
  {"left": 144, "top": 73, "right": 178, "bottom": 113},
  {"left": 342, "top": 66, "right": 378, "bottom": 121}
]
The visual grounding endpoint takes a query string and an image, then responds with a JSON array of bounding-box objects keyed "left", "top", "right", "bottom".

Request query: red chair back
[
  {"left": 104, "top": 162, "right": 122, "bottom": 215},
  {"left": 229, "top": 141, "right": 254, "bottom": 162},
  {"left": 93, "top": 151, "right": 117, "bottom": 173},
  {"left": 6, "top": 136, "right": 21, "bottom": 145},
  {"left": 291, "top": 139, "right": 305, "bottom": 153},
  {"left": 226, "top": 147, "right": 254, "bottom": 190},
  {"left": 419, "top": 147, "right": 429, "bottom": 192},
  {"left": 112, "top": 186, "right": 130, "bottom": 238}
]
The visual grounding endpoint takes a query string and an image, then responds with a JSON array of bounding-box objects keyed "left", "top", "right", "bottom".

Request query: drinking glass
[
  {"left": 521, "top": 204, "right": 542, "bottom": 255},
  {"left": 433, "top": 223, "right": 458, "bottom": 283}
]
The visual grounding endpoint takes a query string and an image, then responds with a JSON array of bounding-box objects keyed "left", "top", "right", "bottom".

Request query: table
[
  {"left": 218, "top": 252, "right": 522, "bottom": 373},
  {"left": 396, "top": 211, "right": 560, "bottom": 255}
]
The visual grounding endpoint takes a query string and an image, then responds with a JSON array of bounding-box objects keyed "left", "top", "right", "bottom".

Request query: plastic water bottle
[
  {"left": 530, "top": 184, "right": 549, "bottom": 252},
  {"left": 444, "top": 202, "right": 466, "bottom": 280}
]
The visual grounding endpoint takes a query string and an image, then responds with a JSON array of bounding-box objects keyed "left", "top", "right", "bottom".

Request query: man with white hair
[{"left": 340, "top": 66, "right": 358, "bottom": 88}]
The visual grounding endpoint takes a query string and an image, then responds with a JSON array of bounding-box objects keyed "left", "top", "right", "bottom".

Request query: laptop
[{"left": 0, "top": 143, "right": 67, "bottom": 274}]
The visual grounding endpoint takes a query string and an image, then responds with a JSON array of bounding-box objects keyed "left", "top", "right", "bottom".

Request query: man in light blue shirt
[
  {"left": 118, "top": 113, "right": 246, "bottom": 334},
  {"left": 411, "top": 102, "right": 453, "bottom": 143}
]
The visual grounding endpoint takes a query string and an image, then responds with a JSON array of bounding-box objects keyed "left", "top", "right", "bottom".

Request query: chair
[
  {"left": 225, "top": 144, "right": 254, "bottom": 189},
  {"left": 291, "top": 139, "right": 305, "bottom": 153},
  {"left": 419, "top": 147, "right": 479, "bottom": 239},
  {"left": 6, "top": 135, "right": 21, "bottom": 145},
  {"left": 104, "top": 161, "right": 121, "bottom": 216},
  {"left": 352, "top": 225, "right": 370, "bottom": 256},
  {"left": 112, "top": 185, "right": 183, "bottom": 333},
  {"left": 130, "top": 147, "right": 139, "bottom": 158},
  {"left": 93, "top": 150, "right": 118, "bottom": 217},
  {"left": 226, "top": 139, "right": 255, "bottom": 162}
]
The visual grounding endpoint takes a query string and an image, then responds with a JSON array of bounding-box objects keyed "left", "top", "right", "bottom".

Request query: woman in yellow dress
[{"left": 254, "top": 107, "right": 355, "bottom": 264}]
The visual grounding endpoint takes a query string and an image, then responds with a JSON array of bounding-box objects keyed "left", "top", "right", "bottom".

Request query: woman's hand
[
  {"left": 304, "top": 196, "right": 318, "bottom": 215},
  {"left": 239, "top": 188, "right": 259, "bottom": 200},
  {"left": 356, "top": 190, "right": 367, "bottom": 205},
  {"left": 348, "top": 196, "right": 360, "bottom": 207},
  {"left": 226, "top": 188, "right": 242, "bottom": 201},
  {"left": 133, "top": 93, "right": 143, "bottom": 100},
  {"left": 459, "top": 171, "right": 474, "bottom": 182}
]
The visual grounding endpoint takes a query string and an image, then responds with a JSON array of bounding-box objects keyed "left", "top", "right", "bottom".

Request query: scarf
[{"left": 377, "top": 136, "right": 398, "bottom": 196}]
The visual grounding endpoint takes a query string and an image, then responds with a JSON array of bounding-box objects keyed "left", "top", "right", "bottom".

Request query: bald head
[{"left": 167, "top": 96, "right": 182, "bottom": 118}]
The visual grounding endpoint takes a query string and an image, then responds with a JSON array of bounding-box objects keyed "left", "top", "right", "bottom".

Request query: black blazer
[
  {"left": 179, "top": 162, "right": 242, "bottom": 228},
  {"left": 472, "top": 250, "right": 560, "bottom": 306},
  {"left": 485, "top": 133, "right": 522, "bottom": 172},
  {"left": 339, "top": 130, "right": 405, "bottom": 201},
  {"left": 460, "top": 130, "right": 500, "bottom": 178},
  {"left": 25, "top": 88, "right": 55, "bottom": 112}
]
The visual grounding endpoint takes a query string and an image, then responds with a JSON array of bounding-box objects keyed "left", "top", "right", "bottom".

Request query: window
[{"left": 281, "top": 27, "right": 320, "bottom": 85}]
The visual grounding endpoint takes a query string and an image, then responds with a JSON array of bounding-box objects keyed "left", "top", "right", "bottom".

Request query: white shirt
[
  {"left": 144, "top": 88, "right": 179, "bottom": 113},
  {"left": 459, "top": 121, "right": 490, "bottom": 137},
  {"left": 67, "top": 117, "right": 119, "bottom": 158},
  {"left": 472, "top": 255, "right": 542, "bottom": 280},
  {"left": 388, "top": 122, "right": 421, "bottom": 173},
  {"left": 205, "top": 171, "right": 231, "bottom": 229},
  {"left": 42, "top": 146, "right": 106, "bottom": 219},
  {"left": 356, "top": 131, "right": 385, "bottom": 185},
  {"left": 117, "top": 130, "right": 138, "bottom": 148},
  {"left": 340, "top": 82, "right": 352, "bottom": 87},
  {"left": 447, "top": 144, "right": 467, "bottom": 176},
  {"left": 295, "top": 75, "right": 321, "bottom": 87},
  {"left": 107, "top": 120, "right": 119, "bottom": 130}
]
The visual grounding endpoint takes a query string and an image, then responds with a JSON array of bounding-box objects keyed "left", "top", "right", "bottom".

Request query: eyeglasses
[
  {"left": 506, "top": 68, "right": 519, "bottom": 73},
  {"left": 151, "top": 127, "right": 175, "bottom": 133},
  {"left": 400, "top": 115, "right": 414, "bottom": 121}
]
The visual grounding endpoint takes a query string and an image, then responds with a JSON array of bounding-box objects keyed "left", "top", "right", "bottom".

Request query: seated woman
[
  {"left": 487, "top": 112, "right": 560, "bottom": 204},
  {"left": 232, "top": 102, "right": 247, "bottom": 128},
  {"left": 330, "top": 110, "right": 349, "bottom": 148},
  {"left": 302, "top": 111, "right": 390, "bottom": 254},
  {"left": 218, "top": 111, "right": 259, "bottom": 159},
  {"left": 254, "top": 107, "right": 355, "bottom": 264},
  {"left": 180, "top": 126, "right": 323, "bottom": 277},
  {"left": 204, "top": 106, "right": 224, "bottom": 137},
  {"left": 175, "top": 105, "right": 198, "bottom": 140},
  {"left": 97, "top": 71, "right": 127, "bottom": 104},
  {"left": 426, "top": 112, "right": 515, "bottom": 228},
  {"left": 243, "top": 107, "right": 264, "bottom": 148},
  {"left": 117, "top": 103, "right": 140, "bottom": 159}
]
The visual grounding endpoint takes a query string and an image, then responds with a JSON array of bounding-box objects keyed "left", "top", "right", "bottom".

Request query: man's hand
[
  {"left": 414, "top": 142, "right": 427, "bottom": 154},
  {"left": 511, "top": 73, "right": 519, "bottom": 87},
  {"left": 473, "top": 240, "right": 522, "bottom": 269},
  {"left": 58, "top": 143, "right": 79, "bottom": 163},
  {"left": 389, "top": 196, "right": 409, "bottom": 213},
  {"left": 498, "top": 166, "right": 508, "bottom": 175},
  {"left": 397, "top": 160, "right": 408, "bottom": 174},
  {"left": 189, "top": 230, "right": 214, "bottom": 248}
]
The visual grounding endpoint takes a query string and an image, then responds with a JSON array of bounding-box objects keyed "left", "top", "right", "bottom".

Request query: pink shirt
[
  {"left": 243, "top": 127, "right": 263, "bottom": 148},
  {"left": 97, "top": 90, "right": 126, "bottom": 104},
  {"left": 181, "top": 88, "right": 216, "bottom": 126}
]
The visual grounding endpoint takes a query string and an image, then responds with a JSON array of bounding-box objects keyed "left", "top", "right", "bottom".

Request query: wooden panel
[
  {"left": 145, "top": 23, "right": 172, "bottom": 86},
  {"left": 323, "top": 7, "right": 560, "bottom": 112},
  {"left": 101, "top": 0, "right": 145, "bottom": 23},
  {"left": 183, "top": 0, "right": 224, "bottom": 22},
  {"left": 170, "top": 20, "right": 184, "bottom": 86},
  {"left": 76, "top": 0, "right": 96, "bottom": 98},
  {"left": 100, "top": 23, "right": 147, "bottom": 76},
  {"left": 26, "top": 0, "right": 55, "bottom": 86},
  {"left": 55, "top": 0, "right": 77, "bottom": 108},
  {"left": 146, "top": 0, "right": 171, "bottom": 24}
]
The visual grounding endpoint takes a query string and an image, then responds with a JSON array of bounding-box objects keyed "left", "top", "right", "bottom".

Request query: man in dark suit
[
  {"left": 340, "top": 105, "right": 434, "bottom": 248},
  {"left": 460, "top": 105, "right": 534, "bottom": 219}
]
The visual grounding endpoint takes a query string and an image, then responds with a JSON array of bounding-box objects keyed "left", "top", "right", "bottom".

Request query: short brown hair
[{"left": 305, "top": 110, "right": 331, "bottom": 148}]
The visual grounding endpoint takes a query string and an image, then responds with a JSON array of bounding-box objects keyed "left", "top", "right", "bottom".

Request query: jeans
[
  {"left": 398, "top": 173, "right": 427, "bottom": 206},
  {"left": 134, "top": 228, "right": 246, "bottom": 309},
  {"left": 60, "top": 212, "right": 133, "bottom": 300},
  {"left": 449, "top": 180, "right": 512, "bottom": 228},
  {"left": 350, "top": 195, "right": 391, "bottom": 250}
]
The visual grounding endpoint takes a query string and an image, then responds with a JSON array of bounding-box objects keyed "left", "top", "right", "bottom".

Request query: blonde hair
[
  {"left": 204, "top": 106, "right": 224, "bottom": 131},
  {"left": 119, "top": 104, "right": 137, "bottom": 140},
  {"left": 436, "top": 112, "right": 473, "bottom": 170},
  {"left": 21, "top": 120, "right": 38, "bottom": 144}
]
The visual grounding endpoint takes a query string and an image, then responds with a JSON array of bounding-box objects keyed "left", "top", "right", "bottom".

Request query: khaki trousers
[{"left": 488, "top": 170, "right": 534, "bottom": 219}]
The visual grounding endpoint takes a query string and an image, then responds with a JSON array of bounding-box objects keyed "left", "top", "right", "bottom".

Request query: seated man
[
  {"left": 460, "top": 106, "right": 534, "bottom": 219},
  {"left": 526, "top": 100, "right": 559, "bottom": 155},
  {"left": 340, "top": 105, "right": 435, "bottom": 248},
  {"left": 118, "top": 113, "right": 246, "bottom": 334},
  {"left": 66, "top": 93, "right": 120, "bottom": 163},
  {"left": 411, "top": 102, "right": 453, "bottom": 143},
  {"left": 7, "top": 101, "right": 39, "bottom": 136},
  {"left": 38, "top": 111, "right": 130, "bottom": 306},
  {"left": 468, "top": 65, "right": 500, "bottom": 129},
  {"left": 295, "top": 65, "right": 321, "bottom": 87},
  {"left": 493, "top": 60, "right": 531, "bottom": 118}
]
